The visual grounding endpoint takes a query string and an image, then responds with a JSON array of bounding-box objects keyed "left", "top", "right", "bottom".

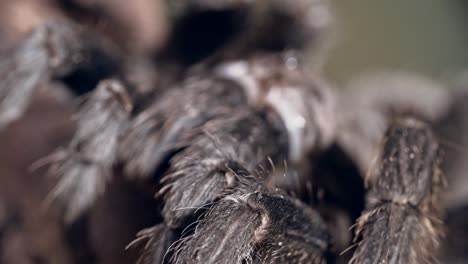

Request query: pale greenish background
[{"left": 323, "top": 0, "right": 468, "bottom": 86}]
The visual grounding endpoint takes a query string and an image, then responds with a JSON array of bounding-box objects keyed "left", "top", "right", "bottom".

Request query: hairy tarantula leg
[
  {"left": 119, "top": 74, "right": 249, "bottom": 177},
  {"left": 160, "top": 109, "right": 288, "bottom": 228},
  {"left": 255, "top": 196, "right": 330, "bottom": 263},
  {"left": 47, "top": 79, "right": 133, "bottom": 222},
  {"left": 350, "top": 116, "right": 445, "bottom": 264},
  {"left": 171, "top": 167, "right": 330, "bottom": 264},
  {"left": 0, "top": 22, "right": 85, "bottom": 129}
]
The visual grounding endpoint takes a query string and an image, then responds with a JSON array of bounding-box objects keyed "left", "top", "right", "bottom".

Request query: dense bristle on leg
[
  {"left": 171, "top": 168, "right": 330, "bottom": 264},
  {"left": 351, "top": 116, "right": 444, "bottom": 264},
  {"left": 160, "top": 108, "right": 288, "bottom": 228},
  {"left": 48, "top": 79, "right": 133, "bottom": 222},
  {"left": 119, "top": 77, "right": 248, "bottom": 178}
]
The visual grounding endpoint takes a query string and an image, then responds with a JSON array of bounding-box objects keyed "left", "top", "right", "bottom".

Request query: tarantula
[{"left": 0, "top": 0, "right": 465, "bottom": 263}]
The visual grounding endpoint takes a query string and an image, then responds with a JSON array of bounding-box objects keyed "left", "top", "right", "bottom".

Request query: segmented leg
[
  {"left": 171, "top": 164, "right": 330, "bottom": 264},
  {"left": 350, "top": 116, "right": 445, "bottom": 264},
  {"left": 159, "top": 108, "right": 288, "bottom": 228},
  {"left": 129, "top": 108, "right": 288, "bottom": 263},
  {"left": 47, "top": 79, "right": 133, "bottom": 222},
  {"left": 119, "top": 76, "right": 248, "bottom": 177}
]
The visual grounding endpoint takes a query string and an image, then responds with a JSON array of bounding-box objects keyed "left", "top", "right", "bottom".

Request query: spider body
[{"left": 0, "top": 1, "right": 461, "bottom": 264}]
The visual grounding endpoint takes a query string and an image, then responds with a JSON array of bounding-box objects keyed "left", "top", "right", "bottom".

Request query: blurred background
[
  {"left": 327, "top": 0, "right": 468, "bottom": 85},
  {"left": 3, "top": 0, "right": 468, "bottom": 84}
]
